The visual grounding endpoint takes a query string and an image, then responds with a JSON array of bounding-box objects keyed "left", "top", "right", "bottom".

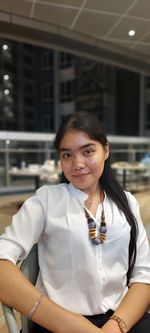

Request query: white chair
[{"left": 2, "top": 243, "right": 39, "bottom": 333}]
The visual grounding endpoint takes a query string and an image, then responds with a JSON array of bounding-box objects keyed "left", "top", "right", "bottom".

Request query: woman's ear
[{"left": 105, "top": 143, "right": 110, "bottom": 160}]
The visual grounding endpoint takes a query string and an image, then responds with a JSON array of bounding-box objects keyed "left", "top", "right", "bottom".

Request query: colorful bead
[
  {"left": 88, "top": 221, "right": 96, "bottom": 228},
  {"left": 92, "top": 238, "right": 101, "bottom": 245},
  {"left": 100, "top": 226, "right": 107, "bottom": 233},
  {"left": 84, "top": 202, "right": 107, "bottom": 245}
]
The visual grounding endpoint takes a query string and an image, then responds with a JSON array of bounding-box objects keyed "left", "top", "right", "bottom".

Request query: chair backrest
[
  {"left": 2, "top": 243, "right": 39, "bottom": 333},
  {"left": 21, "top": 243, "right": 39, "bottom": 332}
]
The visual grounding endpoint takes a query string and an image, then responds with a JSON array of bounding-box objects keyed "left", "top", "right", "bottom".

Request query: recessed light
[
  {"left": 4, "top": 89, "right": 9, "bottom": 95},
  {"left": 128, "top": 29, "right": 135, "bottom": 37},
  {"left": 3, "top": 74, "right": 9, "bottom": 80},
  {"left": 2, "top": 44, "right": 8, "bottom": 50}
]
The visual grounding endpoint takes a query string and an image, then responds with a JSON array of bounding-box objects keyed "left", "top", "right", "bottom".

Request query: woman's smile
[{"left": 72, "top": 172, "right": 91, "bottom": 180}]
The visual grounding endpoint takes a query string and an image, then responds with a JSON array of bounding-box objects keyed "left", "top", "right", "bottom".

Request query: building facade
[{"left": 0, "top": 38, "right": 149, "bottom": 136}]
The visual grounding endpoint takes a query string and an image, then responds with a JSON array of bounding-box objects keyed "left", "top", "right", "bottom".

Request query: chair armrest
[{"left": 2, "top": 303, "right": 20, "bottom": 333}]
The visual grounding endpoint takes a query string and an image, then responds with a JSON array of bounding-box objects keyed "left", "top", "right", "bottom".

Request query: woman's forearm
[
  {"left": 101, "top": 282, "right": 150, "bottom": 333},
  {"left": 0, "top": 259, "right": 102, "bottom": 333}
]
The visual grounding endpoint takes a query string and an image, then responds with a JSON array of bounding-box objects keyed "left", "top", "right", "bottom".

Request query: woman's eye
[
  {"left": 84, "top": 149, "right": 95, "bottom": 156},
  {"left": 61, "top": 152, "right": 71, "bottom": 159}
]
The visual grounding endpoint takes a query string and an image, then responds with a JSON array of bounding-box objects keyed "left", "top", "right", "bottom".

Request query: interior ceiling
[{"left": 0, "top": 0, "right": 150, "bottom": 74}]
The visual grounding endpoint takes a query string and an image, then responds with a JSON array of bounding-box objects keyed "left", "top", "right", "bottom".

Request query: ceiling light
[
  {"left": 3, "top": 74, "right": 9, "bottom": 80},
  {"left": 128, "top": 29, "right": 135, "bottom": 37},
  {"left": 2, "top": 44, "right": 8, "bottom": 50},
  {"left": 4, "top": 89, "right": 9, "bottom": 95}
]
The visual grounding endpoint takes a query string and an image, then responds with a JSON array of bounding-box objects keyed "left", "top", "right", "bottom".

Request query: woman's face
[{"left": 59, "top": 129, "right": 109, "bottom": 193}]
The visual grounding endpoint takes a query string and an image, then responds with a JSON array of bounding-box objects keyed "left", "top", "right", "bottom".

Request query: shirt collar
[{"left": 68, "top": 183, "right": 88, "bottom": 204}]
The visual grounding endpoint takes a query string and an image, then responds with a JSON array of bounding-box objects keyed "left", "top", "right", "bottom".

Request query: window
[
  {"left": 24, "top": 83, "right": 34, "bottom": 93},
  {"left": 60, "top": 52, "right": 74, "bottom": 68},
  {"left": 24, "top": 96, "right": 34, "bottom": 106},
  {"left": 43, "top": 83, "right": 54, "bottom": 103},
  {"left": 60, "top": 80, "right": 74, "bottom": 102},
  {"left": 24, "top": 55, "right": 33, "bottom": 65},
  {"left": 24, "top": 68, "right": 34, "bottom": 79},
  {"left": 146, "top": 104, "right": 150, "bottom": 129},
  {"left": 146, "top": 77, "right": 150, "bottom": 89},
  {"left": 42, "top": 52, "right": 53, "bottom": 70},
  {"left": 43, "top": 115, "right": 54, "bottom": 131}
]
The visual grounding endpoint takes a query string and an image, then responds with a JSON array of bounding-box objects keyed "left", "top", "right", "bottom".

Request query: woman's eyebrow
[
  {"left": 59, "top": 143, "right": 95, "bottom": 152},
  {"left": 59, "top": 148, "right": 71, "bottom": 152},
  {"left": 80, "top": 143, "right": 95, "bottom": 150}
]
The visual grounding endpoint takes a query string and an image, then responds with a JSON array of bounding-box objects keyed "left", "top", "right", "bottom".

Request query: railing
[{"left": 0, "top": 131, "right": 150, "bottom": 191}]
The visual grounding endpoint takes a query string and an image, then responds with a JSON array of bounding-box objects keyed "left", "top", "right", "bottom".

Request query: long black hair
[{"left": 54, "top": 111, "right": 137, "bottom": 284}]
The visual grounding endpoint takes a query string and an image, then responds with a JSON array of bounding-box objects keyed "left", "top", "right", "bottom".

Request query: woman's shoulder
[
  {"left": 35, "top": 183, "right": 70, "bottom": 205},
  {"left": 36, "top": 183, "right": 69, "bottom": 197}
]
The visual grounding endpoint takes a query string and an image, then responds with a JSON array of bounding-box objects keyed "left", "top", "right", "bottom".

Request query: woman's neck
[{"left": 84, "top": 187, "right": 104, "bottom": 217}]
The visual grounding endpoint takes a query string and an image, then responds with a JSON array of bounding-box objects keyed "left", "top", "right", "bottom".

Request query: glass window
[
  {"left": 60, "top": 80, "right": 74, "bottom": 102},
  {"left": 43, "top": 115, "right": 54, "bottom": 131},
  {"left": 146, "top": 104, "right": 150, "bottom": 129},
  {"left": 43, "top": 83, "right": 54, "bottom": 102},
  {"left": 42, "top": 52, "right": 53, "bottom": 70},
  {"left": 60, "top": 52, "right": 74, "bottom": 68},
  {"left": 24, "top": 68, "right": 34, "bottom": 79}
]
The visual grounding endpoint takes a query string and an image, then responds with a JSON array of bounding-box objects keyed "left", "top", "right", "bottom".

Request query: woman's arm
[
  {"left": 101, "top": 282, "right": 150, "bottom": 333},
  {"left": 0, "top": 259, "right": 103, "bottom": 333}
]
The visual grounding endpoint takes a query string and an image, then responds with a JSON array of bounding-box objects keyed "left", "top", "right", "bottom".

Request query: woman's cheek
[
  {"left": 88, "top": 158, "right": 100, "bottom": 168},
  {"left": 89, "top": 156, "right": 105, "bottom": 173},
  {"left": 65, "top": 163, "right": 73, "bottom": 175}
]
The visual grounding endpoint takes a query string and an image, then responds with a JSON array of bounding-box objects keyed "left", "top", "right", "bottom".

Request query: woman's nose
[{"left": 72, "top": 155, "right": 84, "bottom": 170}]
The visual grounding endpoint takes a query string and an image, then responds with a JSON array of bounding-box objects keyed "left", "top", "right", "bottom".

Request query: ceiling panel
[
  {"left": 0, "top": 0, "right": 32, "bottom": 16},
  {"left": 128, "top": 0, "right": 150, "bottom": 19},
  {"left": 34, "top": 3, "right": 77, "bottom": 28},
  {"left": 75, "top": 11, "right": 118, "bottom": 37},
  {"left": 85, "top": 0, "right": 134, "bottom": 14},
  {"left": 0, "top": 0, "right": 149, "bottom": 74}
]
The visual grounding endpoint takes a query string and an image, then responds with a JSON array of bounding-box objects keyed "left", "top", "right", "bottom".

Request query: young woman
[{"left": 0, "top": 111, "right": 149, "bottom": 333}]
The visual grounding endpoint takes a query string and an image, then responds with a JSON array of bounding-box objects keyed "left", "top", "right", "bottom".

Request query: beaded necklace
[{"left": 84, "top": 202, "right": 107, "bottom": 245}]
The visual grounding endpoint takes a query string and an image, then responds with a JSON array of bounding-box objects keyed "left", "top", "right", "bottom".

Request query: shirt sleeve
[
  {"left": 127, "top": 192, "right": 150, "bottom": 285},
  {"left": 0, "top": 189, "right": 46, "bottom": 264}
]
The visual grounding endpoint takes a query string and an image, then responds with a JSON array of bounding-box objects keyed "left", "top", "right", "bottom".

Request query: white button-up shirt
[{"left": 0, "top": 183, "right": 149, "bottom": 315}]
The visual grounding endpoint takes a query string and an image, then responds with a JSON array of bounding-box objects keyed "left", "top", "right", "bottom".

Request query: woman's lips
[{"left": 72, "top": 173, "right": 90, "bottom": 179}]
